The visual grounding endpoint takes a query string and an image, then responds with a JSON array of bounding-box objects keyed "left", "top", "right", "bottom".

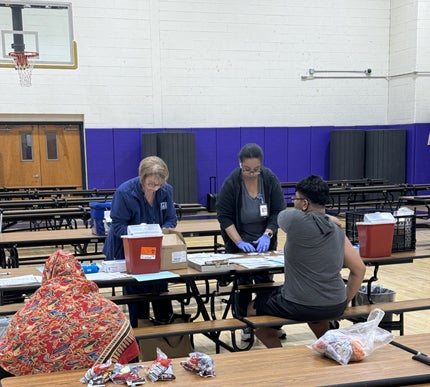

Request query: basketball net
[{"left": 8, "top": 51, "right": 39, "bottom": 87}]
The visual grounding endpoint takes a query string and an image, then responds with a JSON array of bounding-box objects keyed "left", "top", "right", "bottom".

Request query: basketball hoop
[{"left": 8, "top": 51, "right": 39, "bottom": 87}]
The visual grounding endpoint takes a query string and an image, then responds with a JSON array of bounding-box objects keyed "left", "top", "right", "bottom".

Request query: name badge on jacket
[{"left": 260, "top": 204, "right": 268, "bottom": 217}]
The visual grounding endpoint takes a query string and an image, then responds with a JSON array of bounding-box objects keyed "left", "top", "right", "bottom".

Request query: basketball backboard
[{"left": 0, "top": 1, "right": 77, "bottom": 69}]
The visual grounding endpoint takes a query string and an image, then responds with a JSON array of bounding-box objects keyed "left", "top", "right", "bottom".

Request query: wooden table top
[
  {"left": 0, "top": 267, "right": 40, "bottom": 277},
  {"left": 0, "top": 220, "right": 220, "bottom": 246},
  {"left": 400, "top": 195, "right": 430, "bottom": 203},
  {"left": 175, "top": 218, "right": 220, "bottom": 236},
  {"left": 0, "top": 228, "right": 105, "bottom": 246},
  {"left": 2, "top": 333, "right": 430, "bottom": 386},
  {"left": 1, "top": 246, "right": 429, "bottom": 281},
  {"left": 360, "top": 247, "right": 430, "bottom": 265}
]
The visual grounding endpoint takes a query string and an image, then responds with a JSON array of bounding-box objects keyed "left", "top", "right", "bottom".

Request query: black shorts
[{"left": 253, "top": 287, "right": 347, "bottom": 322}]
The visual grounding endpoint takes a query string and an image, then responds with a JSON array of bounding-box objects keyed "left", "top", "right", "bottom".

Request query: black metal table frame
[{"left": 0, "top": 234, "right": 107, "bottom": 268}]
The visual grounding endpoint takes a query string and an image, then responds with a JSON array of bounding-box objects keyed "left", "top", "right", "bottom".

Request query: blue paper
[{"left": 132, "top": 271, "right": 180, "bottom": 282}]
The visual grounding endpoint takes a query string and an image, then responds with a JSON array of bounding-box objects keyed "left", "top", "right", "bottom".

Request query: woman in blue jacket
[{"left": 103, "top": 156, "right": 177, "bottom": 326}]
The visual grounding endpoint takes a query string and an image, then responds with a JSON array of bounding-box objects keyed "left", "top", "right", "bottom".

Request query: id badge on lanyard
[
  {"left": 257, "top": 193, "right": 268, "bottom": 217},
  {"left": 260, "top": 203, "right": 268, "bottom": 217}
]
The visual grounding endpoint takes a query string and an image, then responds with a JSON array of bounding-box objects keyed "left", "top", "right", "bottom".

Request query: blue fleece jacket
[{"left": 103, "top": 177, "right": 177, "bottom": 260}]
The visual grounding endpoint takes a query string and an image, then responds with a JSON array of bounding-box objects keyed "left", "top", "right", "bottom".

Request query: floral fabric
[{"left": 0, "top": 250, "right": 139, "bottom": 375}]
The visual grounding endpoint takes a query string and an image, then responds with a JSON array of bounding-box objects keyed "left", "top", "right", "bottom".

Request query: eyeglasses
[
  {"left": 291, "top": 196, "right": 307, "bottom": 201},
  {"left": 146, "top": 182, "right": 164, "bottom": 188},
  {"left": 242, "top": 168, "right": 261, "bottom": 175}
]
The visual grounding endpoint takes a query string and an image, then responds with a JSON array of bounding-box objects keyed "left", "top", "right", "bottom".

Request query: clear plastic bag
[{"left": 309, "top": 308, "right": 394, "bottom": 365}]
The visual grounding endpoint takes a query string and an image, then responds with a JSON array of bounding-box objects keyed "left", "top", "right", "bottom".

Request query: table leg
[
  {"left": 0, "top": 249, "right": 6, "bottom": 268},
  {"left": 184, "top": 276, "right": 246, "bottom": 352},
  {"left": 0, "top": 247, "right": 18, "bottom": 269},
  {"left": 366, "top": 264, "right": 380, "bottom": 304},
  {"left": 72, "top": 242, "right": 89, "bottom": 255}
]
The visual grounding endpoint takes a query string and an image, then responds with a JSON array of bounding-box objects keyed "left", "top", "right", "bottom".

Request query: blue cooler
[{"left": 90, "top": 202, "right": 112, "bottom": 235}]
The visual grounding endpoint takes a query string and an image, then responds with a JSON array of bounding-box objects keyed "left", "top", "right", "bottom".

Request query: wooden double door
[{"left": 0, "top": 124, "right": 83, "bottom": 189}]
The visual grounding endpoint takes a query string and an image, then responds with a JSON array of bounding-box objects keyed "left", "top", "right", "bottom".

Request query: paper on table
[
  {"left": 187, "top": 253, "right": 238, "bottom": 261},
  {"left": 0, "top": 317, "right": 10, "bottom": 339},
  {"left": 0, "top": 275, "right": 42, "bottom": 287},
  {"left": 126, "top": 223, "right": 163, "bottom": 236},
  {"left": 267, "top": 255, "right": 285, "bottom": 265},
  {"left": 187, "top": 253, "right": 233, "bottom": 272},
  {"left": 86, "top": 272, "right": 133, "bottom": 281},
  {"left": 229, "top": 257, "right": 284, "bottom": 269},
  {"left": 132, "top": 271, "right": 180, "bottom": 282}
]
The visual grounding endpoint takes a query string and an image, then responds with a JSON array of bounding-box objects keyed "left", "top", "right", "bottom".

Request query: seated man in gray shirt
[{"left": 247, "top": 174, "right": 366, "bottom": 348}]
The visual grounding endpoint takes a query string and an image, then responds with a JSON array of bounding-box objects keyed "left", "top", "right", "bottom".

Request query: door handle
[{"left": 33, "top": 174, "right": 40, "bottom": 178}]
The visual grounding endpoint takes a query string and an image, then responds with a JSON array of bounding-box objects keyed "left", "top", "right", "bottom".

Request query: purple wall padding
[
  {"left": 193, "top": 127, "right": 217, "bottom": 205},
  {"left": 310, "top": 126, "right": 334, "bottom": 179},
  {"left": 85, "top": 129, "right": 115, "bottom": 189},
  {"left": 85, "top": 125, "right": 428, "bottom": 204},
  {"left": 286, "top": 127, "right": 312, "bottom": 181},
  {"left": 215, "top": 127, "right": 242, "bottom": 192},
  {"left": 413, "top": 123, "right": 430, "bottom": 183},
  {"left": 113, "top": 129, "right": 143, "bottom": 186},
  {"left": 263, "top": 127, "right": 288, "bottom": 181}
]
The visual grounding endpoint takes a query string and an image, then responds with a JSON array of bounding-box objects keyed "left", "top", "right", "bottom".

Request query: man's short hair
[{"left": 296, "top": 175, "right": 330, "bottom": 206}]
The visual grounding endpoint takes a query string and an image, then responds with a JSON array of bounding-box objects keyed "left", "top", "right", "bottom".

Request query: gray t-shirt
[{"left": 278, "top": 208, "right": 346, "bottom": 306}]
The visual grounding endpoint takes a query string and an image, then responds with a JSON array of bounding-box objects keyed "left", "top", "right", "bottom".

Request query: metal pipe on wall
[{"left": 301, "top": 69, "right": 430, "bottom": 81}]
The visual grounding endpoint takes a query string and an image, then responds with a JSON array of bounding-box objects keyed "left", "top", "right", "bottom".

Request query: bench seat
[
  {"left": 238, "top": 281, "right": 282, "bottom": 291},
  {"left": 242, "top": 298, "right": 430, "bottom": 335},
  {"left": 342, "top": 298, "right": 430, "bottom": 318},
  {"left": 133, "top": 318, "right": 247, "bottom": 340},
  {"left": 0, "top": 302, "right": 24, "bottom": 316},
  {"left": 175, "top": 203, "right": 208, "bottom": 220},
  {"left": 107, "top": 289, "right": 193, "bottom": 305},
  {"left": 18, "top": 253, "right": 105, "bottom": 266}
]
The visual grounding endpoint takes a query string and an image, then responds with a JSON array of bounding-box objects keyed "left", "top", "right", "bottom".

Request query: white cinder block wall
[
  {"left": 415, "top": 0, "right": 430, "bottom": 123},
  {"left": 0, "top": 0, "right": 429, "bottom": 129},
  {"left": 388, "top": 0, "right": 430, "bottom": 124}
]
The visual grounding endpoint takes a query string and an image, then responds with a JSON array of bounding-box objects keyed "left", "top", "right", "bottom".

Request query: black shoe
[{"left": 277, "top": 328, "right": 287, "bottom": 340}]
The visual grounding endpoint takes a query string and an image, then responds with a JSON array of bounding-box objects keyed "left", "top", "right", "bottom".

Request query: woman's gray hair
[{"left": 138, "top": 156, "right": 169, "bottom": 185}]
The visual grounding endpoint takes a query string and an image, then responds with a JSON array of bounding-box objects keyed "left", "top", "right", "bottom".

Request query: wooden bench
[
  {"left": 106, "top": 285, "right": 250, "bottom": 352},
  {"left": 0, "top": 286, "right": 199, "bottom": 317},
  {"left": 17, "top": 253, "right": 105, "bottom": 266},
  {"left": 0, "top": 302, "right": 25, "bottom": 316},
  {"left": 242, "top": 298, "right": 430, "bottom": 336},
  {"left": 0, "top": 206, "right": 91, "bottom": 232},
  {"left": 133, "top": 318, "right": 246, "bottom": 340},
  {"left": 0, "top": 198, "right": 62, "bottom": 210},
  {"left": 238, "top": 281, "right": 282, "bottom": 291},
  {"left": 132, "top": 317, "right": 249, "bottom": 353},
  {"left": 0, "top": 188, "right": 107, "bottom": 200},
  {"left": 175, "top": 203, "right": 208, "bottom": 220},
  {"left": 128, "top": 297, "right": 430, "bottom": 352},
  {"left": 107, "top": 289, "right": 194, "bottom": 305},
  {"left": 327, "top": 199, "right": 394, "bottom": 215},
  {"left": 0, "top": 290, "right": 194, "bottom": 317},
  {"left": 0, "top": 290, "right": 249, "bottom": 352}
]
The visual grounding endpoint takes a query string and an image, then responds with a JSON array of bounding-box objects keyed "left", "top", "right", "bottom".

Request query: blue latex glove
[
  {"left": 236, "top": 241, "right": 256, "bottom": 253},
  {"left": 255, "top": 233, "right": 270, "bottom": 253}
]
